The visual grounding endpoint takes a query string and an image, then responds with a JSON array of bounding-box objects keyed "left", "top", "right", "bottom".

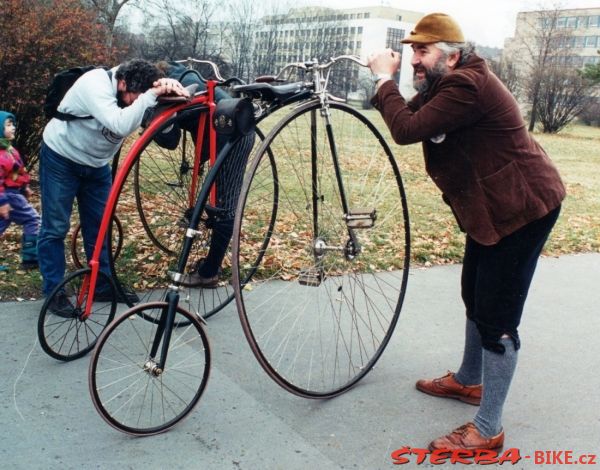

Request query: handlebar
[
  {"left": 175, "top": 57, "right": 226, "bottom": 82},
  {"left": 273, "top": 54, "right": 368, "bottom": 81}
]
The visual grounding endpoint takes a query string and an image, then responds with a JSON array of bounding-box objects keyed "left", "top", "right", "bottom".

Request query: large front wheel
[{"left": 233, "top": 101, "right": 410, "bottom": 398}]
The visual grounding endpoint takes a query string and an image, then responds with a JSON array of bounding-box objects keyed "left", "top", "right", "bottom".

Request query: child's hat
[{"left": 0, "top": 111, "right": 16, "bottom": 131}]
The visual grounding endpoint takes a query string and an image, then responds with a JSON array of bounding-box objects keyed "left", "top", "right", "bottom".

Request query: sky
[{"left": 304, "top": 0, "right": 600, "bottom": 48}]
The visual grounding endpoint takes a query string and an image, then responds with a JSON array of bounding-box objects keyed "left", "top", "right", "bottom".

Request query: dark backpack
[{"left": 44, "top": 65, "right": 109, "bottom": 120}]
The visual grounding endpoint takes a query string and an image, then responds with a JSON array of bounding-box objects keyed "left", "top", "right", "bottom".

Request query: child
[{"left": 0, "top": 111, "right": 40, "bottom": 269}]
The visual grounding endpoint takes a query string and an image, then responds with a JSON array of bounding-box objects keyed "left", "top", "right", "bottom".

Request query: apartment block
[
  {"left": 504, "top": 8, "right": 600, "bottom": 73},
  {"left": 255, "top": 6, "right": 423, "bottom": 99}
]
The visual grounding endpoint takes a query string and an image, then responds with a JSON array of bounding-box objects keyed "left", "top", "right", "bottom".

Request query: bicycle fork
[
  {"left": 146, "top": 290, "right": 180, "bottom": 376},
  {"left": 147, "top": 139, "right": 239, "bottom": 373},
  {"left": 299, "top": 106, "right": 376, "bottom": 287}
]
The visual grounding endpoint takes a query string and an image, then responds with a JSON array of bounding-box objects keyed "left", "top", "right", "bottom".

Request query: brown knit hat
[{"left": 401, "top": 13, "right": 464, "bottom": 44}]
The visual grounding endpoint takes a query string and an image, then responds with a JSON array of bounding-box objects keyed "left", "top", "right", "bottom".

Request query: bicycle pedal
[
  {"left": 298, "top": 268, "right": 324, "bottom": 287},
  {"left": 345, "top": 208, "right": 377, "bottom": 229}
]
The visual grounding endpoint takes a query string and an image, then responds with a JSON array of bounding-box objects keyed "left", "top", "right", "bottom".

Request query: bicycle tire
[
  {"left": 70, "top": 215, "right": 124, "bottom": 270},
  {"left": 89, "top": 301, "right": 211, "bottom": 436},
  {"left": 128, "top": 113, "right": 276, "bottom": 320},
  {"left": 38, "top": 268, "right": 117, "bottom": 361},
  {"left": 133, "top": 126, "right": 199, "bottom": 257},
  {"left": 232, "top": 101, "right": 410, "bottom": 398}
]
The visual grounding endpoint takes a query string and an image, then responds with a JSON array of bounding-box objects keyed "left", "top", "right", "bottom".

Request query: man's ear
[
  {"left": 117, "top": 79, "right": 127, "bottom": 92},
  {"left": 447, "top": 52, "right": 460, "bottom": 69}
]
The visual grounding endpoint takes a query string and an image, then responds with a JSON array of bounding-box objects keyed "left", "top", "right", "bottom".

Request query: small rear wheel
[
  {"left": 126, "top": 118, "right": 276, "bottom": 320},
  {"left": 38, "top": 268, "right": 117, "bottom": 361},
  {"left": 70, "top": 216, "right": 124, "bottom": 269},
  {"left": 89, "top": 302, "right": 211, "bottom": 436}
]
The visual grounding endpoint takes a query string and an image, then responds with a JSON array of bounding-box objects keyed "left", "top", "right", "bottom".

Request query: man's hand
[
  {"left": 151, "top": 78, "right": 190, "bottom": 98},
  {"left": 0, "top": 203, "right": 10, "bottom": 219},
  {"left": 367, "top": 48, "right": 401, "bottom": 76},
  {"left": 23, "top": 186, "right": 33, "bottom": 200}
]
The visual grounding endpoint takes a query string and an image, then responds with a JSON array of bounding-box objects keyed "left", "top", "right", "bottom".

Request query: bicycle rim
[
  {"left": 70, "top": 216, "right": 123, "bottom": 270},
  {"left": 233, "top": 101, "right": 410, "bottom": 398},
  {"left": 89, "top": 302, "right": 211, "bottom": 435},
  {"left": 122, "top": 120, "right": 275, "bottom": 320},
  {"left": 38, "top": 268, "right": 117, "bottom": 361}
]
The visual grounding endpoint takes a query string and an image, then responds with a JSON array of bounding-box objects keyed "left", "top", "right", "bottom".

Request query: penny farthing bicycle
[{"left": 87, "top": 55, "right": 410, "bottom": 435}]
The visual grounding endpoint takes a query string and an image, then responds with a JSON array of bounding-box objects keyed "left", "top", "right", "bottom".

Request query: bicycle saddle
[{"left": 233, "top": 82, "right": 311, "bottom": 103}]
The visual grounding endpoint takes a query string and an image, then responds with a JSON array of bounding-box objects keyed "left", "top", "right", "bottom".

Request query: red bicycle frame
[{"left": 80, "top": 81, "right": 219, "bottom": 319}]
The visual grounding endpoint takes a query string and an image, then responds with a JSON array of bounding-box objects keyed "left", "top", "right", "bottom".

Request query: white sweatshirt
[{"left": 43, "top": 67, "right": 157, "bottom": 168}]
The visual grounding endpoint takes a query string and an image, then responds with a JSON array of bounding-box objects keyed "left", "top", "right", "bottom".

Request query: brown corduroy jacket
[{"left": 371, "top": 54, "right": 566, "bottom": 245}]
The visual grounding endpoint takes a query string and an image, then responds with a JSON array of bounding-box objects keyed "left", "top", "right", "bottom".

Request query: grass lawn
[{"left": 1, "top": 116, "right": 598, "bottom": 301}]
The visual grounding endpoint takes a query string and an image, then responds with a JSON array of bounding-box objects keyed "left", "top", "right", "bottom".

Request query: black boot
[{"left": 20, "top": 234, "right": 38, "bottom": 269}]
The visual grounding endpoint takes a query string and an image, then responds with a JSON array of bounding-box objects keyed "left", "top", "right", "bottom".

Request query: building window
[
  {"left": 566, "top": 17, "right": 577, "bottom": 28},
  {"left": 557, "top": 17, "right": 567, "bottom": 28},
  {"left": 585, "top": 36, "right": 598, "bottom": 48},
  {"left": 386, "top": 28, "right": 405, "bottom": 50},
  {"left": 365, "top": 13, "right": 370, "bottom": 19},
  {"left": 397, "top": 15, "right": 402, "bottom": 21},
  {"left": 589, "top": 16, "right": 600, "bottom": 28},
  {"left": 575, "top": 36, "right": 585, "bottom": 48},
  {"left": 357, "top": 26, "right": 363, "bottom": 34},
  {"left": 583, "top": 56, "right": 600, "bottom": 65}
]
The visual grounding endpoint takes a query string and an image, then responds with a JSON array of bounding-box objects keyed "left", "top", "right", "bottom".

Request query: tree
[
  {"left": 582, "top": 61, "right": 600, "bottom": 84},
  {"left": 535, "top": 68, "right": 594, "bottom": 132},
  {"left": 252, "top": 2, "right": 290, "bottom": 77},
  {"left": 224, "top": 0, "right": 259, "bottom": 82},
  {"left": 520, "top": 8, "right": 565, "bottom": 131},
  {"left": 83, "top": 0, "right": 138, "bottom": 51},
  {"left": 510, "top": 8, "right": 596, "bottom": 133},
  {"left": 356, "top": 73, "right": 376, "bottom": 109},
  {"left": 0, "top": 0, "right": 117, "bottom": 167},
  {"left": 488, "top": 57, "right": 520, "bottom": 97},
  {"left": 139, "top": 0, "right": 222, "bottom": 61}
]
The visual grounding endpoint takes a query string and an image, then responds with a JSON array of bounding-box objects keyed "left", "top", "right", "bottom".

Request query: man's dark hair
[{"left": 115, "top": 59, "right": 164, "bottom": 93}]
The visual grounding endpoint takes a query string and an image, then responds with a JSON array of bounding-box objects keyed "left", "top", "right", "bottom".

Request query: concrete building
[
  {"left": 255, "top": 6, "right": 423, "bottom": 100},
  {"left": 504, "top": 8, "right": 600, "bottom": 73}
]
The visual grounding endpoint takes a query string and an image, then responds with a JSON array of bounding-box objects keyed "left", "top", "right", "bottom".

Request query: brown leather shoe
[
  {"left": 179, "top": 272, "right": 220, "bottom": 288},
  {"left": 429, "top": 422, "right": 504, "bottom": 451},
  {"left": 416, "top": 371, "right": 481, "bottom": 405}
]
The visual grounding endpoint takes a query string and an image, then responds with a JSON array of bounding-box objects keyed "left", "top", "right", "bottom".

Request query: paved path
[{"left": 1, "top": 253, "right": 599, "bottom": 469}]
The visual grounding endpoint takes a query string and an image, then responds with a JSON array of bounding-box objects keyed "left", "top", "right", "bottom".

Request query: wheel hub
[{"left": 143, "top": 360, "right": 163, "bottom": 377}]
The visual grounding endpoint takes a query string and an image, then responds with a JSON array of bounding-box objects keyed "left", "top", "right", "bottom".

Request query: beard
[
  {"left": 413, "top": 56, "right": 450, "bottom": 94},
  {"left": 116, "top": 90, "right": 127, "bottom": 108}
]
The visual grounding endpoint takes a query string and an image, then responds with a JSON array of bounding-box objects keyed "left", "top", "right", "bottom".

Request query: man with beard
[
  {"left": 38, "top": 59, "right": 189, "bottom": 315},
  {"left": 368, "top": 13, "right": 565, "bottom": 450}
]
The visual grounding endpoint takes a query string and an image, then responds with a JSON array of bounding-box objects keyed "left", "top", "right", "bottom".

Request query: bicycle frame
[
  {"left": 82, "top": 56, "right": 367, "bottom": 316},
  {"left": 80, "top": 81, "right": 219, "bottom": 319},
  {"left": 150, "top": 134, "right": 239, "bottom": 370}
]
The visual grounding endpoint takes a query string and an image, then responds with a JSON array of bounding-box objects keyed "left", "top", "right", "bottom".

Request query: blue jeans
[{"left": 38, "top": 142, "right": 111, "bottom": 295}]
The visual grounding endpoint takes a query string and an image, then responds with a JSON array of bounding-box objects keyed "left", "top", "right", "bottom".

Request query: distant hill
[{"left": 476, "top": 45, "right": 502, "bottom": 61}]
